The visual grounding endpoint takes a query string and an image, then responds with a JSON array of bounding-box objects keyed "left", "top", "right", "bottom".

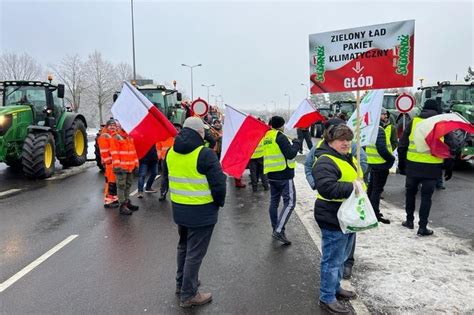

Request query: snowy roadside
[{"left": 293, "top": 163, "right": 474, "bottom": 314}]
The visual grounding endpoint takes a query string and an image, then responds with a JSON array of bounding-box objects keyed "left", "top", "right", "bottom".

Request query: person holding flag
[
  {"left": 263, "top": 116, "right": 301, "bottom": 245},
  {"left": 365, "top": 108, "right": 395, "bottom": 224}
]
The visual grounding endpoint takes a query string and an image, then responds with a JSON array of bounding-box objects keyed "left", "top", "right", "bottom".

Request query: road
[{"left": 1, "top": 140, "right": 473, "bottom": 313}]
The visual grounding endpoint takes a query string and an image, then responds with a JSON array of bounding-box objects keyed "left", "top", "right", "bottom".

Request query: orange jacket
[
  {"left": 97, "top": 127, "right": 114, "bottom": 165},
  {"left": 110, "top": 130, "right": 139, "bottom": 172},
  {"left": 156, "top": 137, "right": 175, "bottom": 160}
]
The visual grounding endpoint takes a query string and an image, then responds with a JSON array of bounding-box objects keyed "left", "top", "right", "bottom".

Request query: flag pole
[{"left": 356, "top": 89, "right": 361, "bottom": 179}]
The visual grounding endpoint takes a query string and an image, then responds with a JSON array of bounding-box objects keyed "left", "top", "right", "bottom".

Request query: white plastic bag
[{"left": 337, "top": 180, "right": 378, "bottom": 234}]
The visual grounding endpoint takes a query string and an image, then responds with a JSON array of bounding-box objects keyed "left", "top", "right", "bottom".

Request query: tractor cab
[
  {"left": 1, "top": 81, "right": 65, "bottom": 128},
  {"left": 331, "top": 100, "right": 356, "bottom": 120}
]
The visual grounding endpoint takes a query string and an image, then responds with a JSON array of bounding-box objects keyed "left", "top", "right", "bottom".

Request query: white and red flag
[
  {"left": 220, "top": 105, "right": 270, "bottom": 178},
  {"left": 285, "top": 98, "right": 326, "bottom": 129},
  {"left": 111, "top": 81, "right": 177, "bottom": 159},
  {"left": 413, "top": 113, "right": 474, "bottom": 158}
]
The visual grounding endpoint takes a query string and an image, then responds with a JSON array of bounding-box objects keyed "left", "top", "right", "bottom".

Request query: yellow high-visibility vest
[
  {"left": 407, "top": 117, "right": 443, "bottom": 164},
  {"left": 166, "top": 146, "right": 213, "bottom": 205},
  {"left": 316, "top": 153, "right": 365, "bottom": 202},
  {"left": 263, "top": 129, "right": 296, "bottom": 174},
  {"left": 251, "top": 138, "right": 265, "bottom": 159},
  {"left": 366, "top": 125, "right": 393, "bottom": 164}
]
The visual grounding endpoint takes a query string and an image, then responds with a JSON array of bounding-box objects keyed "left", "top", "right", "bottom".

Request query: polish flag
[
  {"left": 111, "top": 82, "right": 177, "bottom": 159},
  {"left": 413, "top": 113, "right": 474, "bottom": 158},
  {"left": 220, "top": 105, "right": 270, "bottom": 178},
  {"left": 285, "top": 98, "right": 326, "bottom": 129}
]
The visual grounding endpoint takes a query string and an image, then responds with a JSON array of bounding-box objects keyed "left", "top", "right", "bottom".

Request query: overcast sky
[{"left": 1, "top": 0, "right": 473, "bottom": 110}]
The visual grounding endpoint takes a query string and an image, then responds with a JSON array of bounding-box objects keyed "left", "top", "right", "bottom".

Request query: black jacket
[
  {"left": 312, "top": 141, "right": 355, "bottom": 231},
  {"left": 139, "top": 145, "right": 158, "bottom": 163},
  {"left": 267, "top": 131, "right": 301, "bottom": 180},
  {"left": 369, "top": 124, "right": 395, "bottom": 170},
  {"left": 163, "top": 127, "right": 227, "bottom": 227},
  {"left": 398, "top": 109, "right": 451, "bottom": 179}
]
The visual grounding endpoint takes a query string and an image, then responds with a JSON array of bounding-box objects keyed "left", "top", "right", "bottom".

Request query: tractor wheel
[
  {"left": 22, "top": 132, "right": 56, "bottom": 179},
  {"left": 94, "top": 137, "right": 104, "bottom": 172},
  {"left": 60, "top": 119, "right": 87, "bottom": 167}
]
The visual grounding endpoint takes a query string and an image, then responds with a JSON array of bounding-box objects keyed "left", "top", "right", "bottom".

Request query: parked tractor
[
  {"left": 418, "top": 80, "right": 474, "bottom": 161},
  {"left": 0, "top": 80, "right": 87, "bottom": 178}
]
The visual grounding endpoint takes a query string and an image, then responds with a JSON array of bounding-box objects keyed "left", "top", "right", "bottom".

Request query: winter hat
[
  {"left": 269, "top": 116, "right": 285, "bottom": 129},
  {"left": 106, "top": 118, "right": 117, "bottom": 126},
  {"left": 323, "top": 117, "right": 345, "bottom": 130},
  {"left": 183, "top": 117, "right": 205, "bottom": 132},
  {"left": 423, "top": 99, "right": 439, "bottom": 111},
  {"left": 381, "top": 107, "right": 388, "bottom": 114}
]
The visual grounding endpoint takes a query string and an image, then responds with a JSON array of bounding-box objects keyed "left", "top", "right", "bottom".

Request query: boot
[
  {"left": 180, "top": 292, "right": 212, "bottom": 308},
  {"left": 377, "top": 214, "right": 391, "bottom": 224},
  {"left": 336, "top": 288, "right": 357, "bottom": 300},
  {"left": 402, "top": 220, "right": 414, "bottom": 229},
  {"left": 417, "top": 227, "right": 434, "bottom": 236},
  {"left": 104, "top": 200, "right": 119, "bottom": 209},
  {"left": 119, "top": 203, "right": 133, "bottom": 215},
  {"left": 319, "top": 300, "right": 350, "bottom": 314},
  {"left": 158, "top": 192, "right": 166, "bottom": 201},
  {"left": 125, "top": 199, "right": 139, "bottom": 211},
  {"left": 234, "top": 178, "right": 246, "bottom": 188}
]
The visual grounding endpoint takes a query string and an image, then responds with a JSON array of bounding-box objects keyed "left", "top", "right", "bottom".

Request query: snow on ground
[{"left": 293, "top": 163, "right": 474, "bottom": 314}]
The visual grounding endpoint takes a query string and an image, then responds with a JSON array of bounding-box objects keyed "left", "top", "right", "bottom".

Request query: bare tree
[
  {"left": 49, "top": 54, "right": 87, "bottom": 112},
  {"left": 0, "top": 52, "right": 43, "bottom": 81},
  {"left": 83, "top": 51, "right": 116, "bottom": 126}
]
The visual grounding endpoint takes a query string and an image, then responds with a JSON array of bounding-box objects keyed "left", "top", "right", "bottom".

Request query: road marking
[
  {"left": 130, "top": 174, "right": 161, "bottom": 196},
  {"left": 0, "top": 188, "right": 22, "bottom": 198},
  {"left": 0, "top": 234, "right": 78, "bottom": 293}
]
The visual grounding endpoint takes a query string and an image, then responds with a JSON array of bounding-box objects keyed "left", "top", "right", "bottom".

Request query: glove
[{"left": 444, "top": 169, "right": 453, "bottom": 181}]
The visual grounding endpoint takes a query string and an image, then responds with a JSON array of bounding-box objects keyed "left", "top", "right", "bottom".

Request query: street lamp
[
  {"left": 418, "top": 77, "right": 425, "bottom": 88},
  {"left": 130, "top": 0, "right": 137, "bottom": 80},
  {"left": 284, "top": 93, "right": 291, "bottom": 118},
  {"left": 270, "top": 100, "right": 277, "bottom": 113},
  {"left": 300, "top": 83, "right": 309, "bottom": 98},
  {"left": 181, "top": 63, "right": 202, "bottom": 101},
  {"left": 201, "top": 83, "right": 215, "bottom": 104}
]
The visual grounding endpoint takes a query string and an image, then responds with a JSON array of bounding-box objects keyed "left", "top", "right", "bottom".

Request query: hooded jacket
[
  {"left": 398, "top": 108, "right": 445, "bottom": 179},
  {"left": 312, "top": 141, "right": 355, "bottom": 231},
  {"left": 163, "top": 127, "right": 227, "bottom": 227}
]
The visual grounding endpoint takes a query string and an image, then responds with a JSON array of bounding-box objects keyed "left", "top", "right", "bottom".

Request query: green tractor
[
  {"left": 0, "top": 80, "right": 87, "bottom": 178},
  {"left": 332, "top": 100, "right": 356, "bottom": 120},
  {"left": 136, "top": 84, "right": 186, "bottom": 128},
  {"left": 419, "top": 80, "right": 474, "bottom": 161}
]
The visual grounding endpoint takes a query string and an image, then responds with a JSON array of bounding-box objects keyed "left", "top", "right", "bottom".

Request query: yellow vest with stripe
[
  {"left": 407, "top": 117, "right": 443, "bottom": 164},
  {"left": 251, "top": 138, "right": 265, "bottom": 159},
  {"left": 263, "top": 129, "right": 296, "bottom": 174},
  {"left": 317, "top": 154, "right": 365, "bottom": 202},
  {"left": 366, "top": 125, "right": 393, "bottom": 164},
  {"left": 166, "top": 146, "right": 214, "bottom": 205}
]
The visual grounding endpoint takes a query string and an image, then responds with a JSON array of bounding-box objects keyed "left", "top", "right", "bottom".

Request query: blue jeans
[
  {"left": 137, "top": 161, "right": 158, "bottom": 192},
  {"left": 269, "top": 179, "right": 296, "bottom": 233},
  {"left": 319, "top": 229, "right": 355, "bottom": 304}
]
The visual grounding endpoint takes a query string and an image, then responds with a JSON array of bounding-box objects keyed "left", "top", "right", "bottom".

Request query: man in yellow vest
[
  {"left": 263, "top": 116, "right": 301, "bottom": 245},
  {"left": 365, "top": 108, "right": 396, "bottom": 224},
  {"left": 163, "top": 117, "right": 227, "bottom": 307},
  {"left": 398, "top": 100, "right": 454, "bottom": 236},
  {"left": 249, "top": 136, "right": 269, "bottom": 192}
]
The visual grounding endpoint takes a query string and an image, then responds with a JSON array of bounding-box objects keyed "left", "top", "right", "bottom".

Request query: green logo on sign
[
  {"left": 396, "top": 34, "right": 410, "bottom": 76},
  {"left": 314, "top": 46, "right": 326, "bottom": 82}
]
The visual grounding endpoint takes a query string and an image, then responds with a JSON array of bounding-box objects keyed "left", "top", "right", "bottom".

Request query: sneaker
[
  {"left": 144, "top": 188, "right": 158, "bottom": 193},
  {"left": 417, "top": 227, "right": 434, "bottom": 236},
  {"left": 336, "top": 288, "right": 357, "bottom": 300},
  {"left": 180, "top": 292, "right": 212, "bottom": 308},
  {"left": 319, "top": 300, "right": 350, "bottom": 314},
  {"left": 137, "top": 192, "right": 144, "bottom": 199},
  {"left": 119, "top": 204, "right": 133, "bottom": 215},
  {"left": 125, "top": 199, "right": 139, "bottom": 211},
  {"left": 402, "top": 220, "right": 414, "bottom": 229},
  {"left": 272, "top": 231, "right": 292, "bottom": 245},
  {"left": 343, "top": 265, "right": 352, "bottom": 280}
]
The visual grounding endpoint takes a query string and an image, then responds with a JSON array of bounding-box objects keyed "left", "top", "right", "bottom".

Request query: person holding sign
[
  {"left": 312, "top": 124, "right": 360, "bottom": 313},
  {"left": 365, "top": 108, "right": 396, "bottom": 224}
]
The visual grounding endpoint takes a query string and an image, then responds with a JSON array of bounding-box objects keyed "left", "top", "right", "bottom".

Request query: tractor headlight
[{"left": 0, "top": 114, "right": 13, "bottom": 136}]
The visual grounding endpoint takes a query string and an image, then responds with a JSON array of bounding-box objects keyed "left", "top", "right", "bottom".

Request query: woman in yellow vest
[
  {"left": 163, "top": 117, "right": 227, "bottom": 308},
  {"left": 312, "top": 124, "right": 361, "bottom": 314},
  {"left": 398, "top": 99, "right": 454, "bottom": 236}
]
